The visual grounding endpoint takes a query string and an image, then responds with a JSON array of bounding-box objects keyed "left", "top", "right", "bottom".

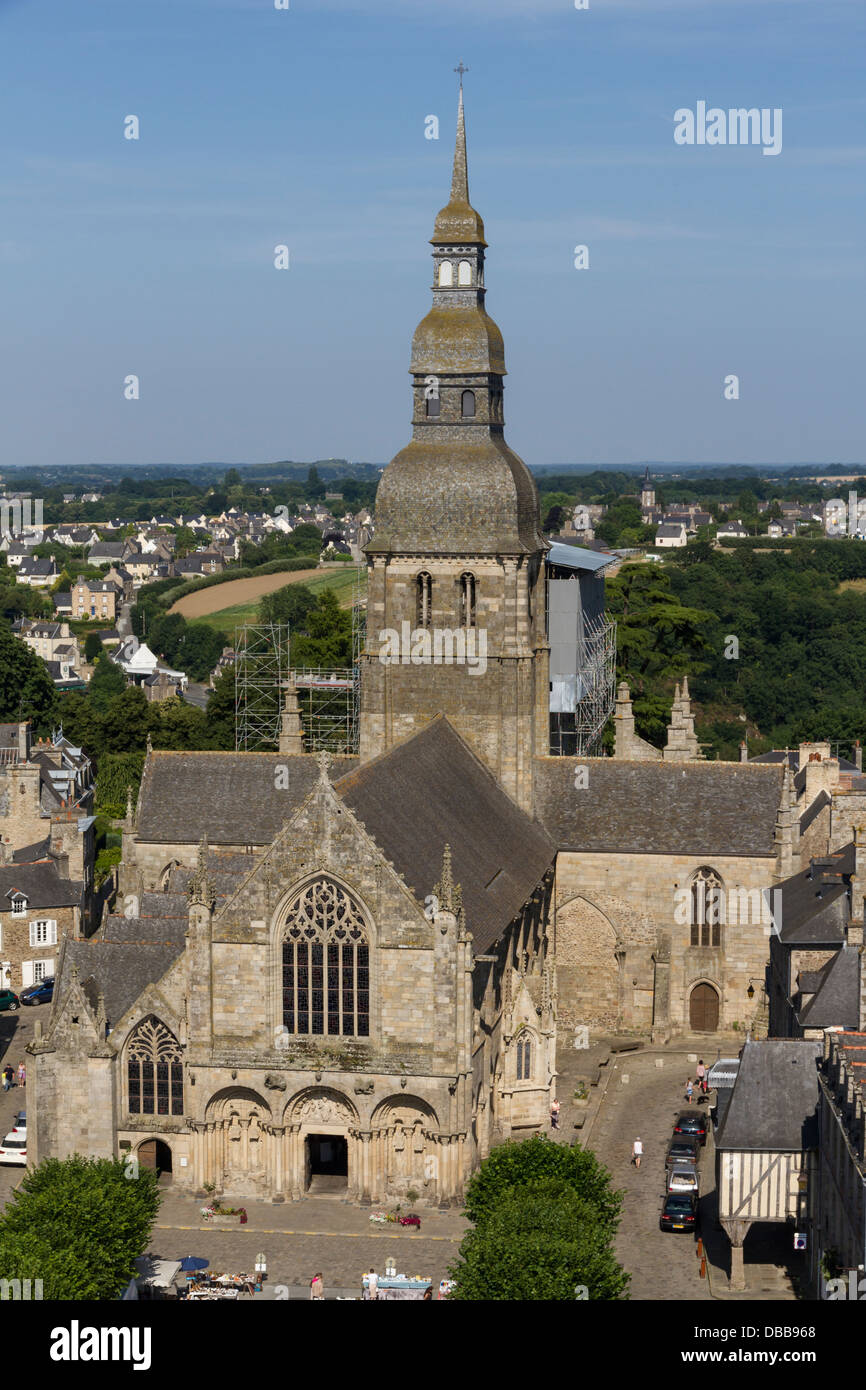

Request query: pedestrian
[
  {"left": 632, "top": 1137, "right": 643, "bottom": 1168},
  {"left": 310, "top": 1273, "right": 324, "bottom": 1301},
  {"left": 550, "top": 1098, "right": 561, "bottom": 1130},
  {"left": 685, "top": 1078, "right": 694, "bottom": 1104},
  {"left": 16, "top": 1063, "right": 25, "bottom": 1089},
  {"left": 697, "top": 1059, "right": 708, "bottom": 1096},
  {"left": 1, "top": 1065, "right": 12, "bottom": 1092},
  {"left": 367, "top": 1268, "right": 378, "bottom": 1301},
  {"left": 423, "top": 1285, "right": 433, "bottom": 1301}
]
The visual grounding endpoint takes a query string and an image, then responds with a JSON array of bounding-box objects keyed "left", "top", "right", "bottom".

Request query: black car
[
  {"left": 660, "top": 1192, "right": 699, "bottom": 1233},
  {"left": 19, "top": 978, "right": 54, "bottom": 1006},
  {"left": 673, "top": 1111, "right": 707, "bottom": 1146},
  {"left": 665, "top": 1135, "right": 700, "bottom": 1172}
]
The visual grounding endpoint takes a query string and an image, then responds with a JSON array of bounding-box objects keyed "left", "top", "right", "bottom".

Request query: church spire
[{"left": 450, "top": 73, "right": 469, "bottom": 205}]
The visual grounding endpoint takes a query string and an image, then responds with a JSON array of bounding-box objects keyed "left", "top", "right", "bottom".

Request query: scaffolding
[
  {"left": 234, "top": 623, "right": 290, "bottom": 752},
  {"left": 233, "top": 566, "right": 366, "bottom": 755},
  {"left": 549, "top": 612, "right": 617, "bottom": 758}
]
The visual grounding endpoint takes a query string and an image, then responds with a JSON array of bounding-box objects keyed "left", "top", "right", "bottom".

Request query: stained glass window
[{"left": 282, "top": 879, "right": 369, "bottom": 1037}]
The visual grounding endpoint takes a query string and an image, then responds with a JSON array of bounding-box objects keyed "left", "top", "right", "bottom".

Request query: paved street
[{"left": 0, "top": 1000, "right": 42, "bottom": 1208}]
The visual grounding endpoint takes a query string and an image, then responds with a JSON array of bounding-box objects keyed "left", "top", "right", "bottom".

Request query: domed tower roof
[{"left": 368, "top": 80, "right": 545, "bottom": 559}]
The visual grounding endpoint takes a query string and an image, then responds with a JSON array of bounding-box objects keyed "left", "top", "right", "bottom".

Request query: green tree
[
  {"left": 175, "top": 624, "right": 224, "bottom": 682},
  {"left": 259, "top": 583, "right": 317, "bottom": 629},
  {"left": 95, "top": 751, "right": 146, "bottom": 816},
  {"left": 204, "top": 667, "right": 237, "bottom": 749},
  {"left": 100, "top": 688, "right": 154, "bottom": 753},
  {"left": 84, "top": 631, "right": 103, "bottom": 662},
  {"left": 223, "top": 468, "right": 242, "bottom": 490},
  {"left": 153, "top": 697, "right": 209, "bottom": 749},
  {"left": 0, "top": 620, "right": 57, "bottom": 730},
  {"left": 0, "top": 1155, "right": 160, "bottom": 1301},
  {"left": 449, "top": 1181, "right": 629, "bottom": 1301},
  {"left": 462, "top": 1133, "right": 622, "bottom": 1229},
  {"left": 148, "top": 611, "right": 187, "bottom": 665},
  {"left": 88, "top": 652, "right": 127, "bottom": 712},
  {"left": 291, "top": 588, "right": 352, "bottom": 666}
]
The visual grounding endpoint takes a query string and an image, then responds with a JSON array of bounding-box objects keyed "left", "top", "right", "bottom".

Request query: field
[{"left": 171, "top": 565, "right": 365, "bottom": 635}]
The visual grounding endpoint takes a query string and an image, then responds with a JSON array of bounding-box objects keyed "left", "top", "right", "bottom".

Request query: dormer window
[
  {"left": 10, "top": 895, "right": 27, "bottom": 916},
  {"left": 457, "top": 260, "right": 472, "bottom": 285},
  {"left": 461, "top": 390, "right": 476, "bottom": 418},
  {"left": 438, "top": 261, "right": 453, "bottom": 287}
]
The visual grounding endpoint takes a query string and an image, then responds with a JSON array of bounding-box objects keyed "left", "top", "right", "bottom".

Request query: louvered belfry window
[
  {"left": 282, "top": 878, "right": 369, "bottom": 1037},
  {"left": 127, "top": 1016, "right": 184, "bottom": 1116}
]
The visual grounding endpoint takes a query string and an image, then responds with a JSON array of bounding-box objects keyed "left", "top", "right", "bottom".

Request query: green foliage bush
[{"left": 0, "top": 1155, "right": 160, "bottom": 1300}]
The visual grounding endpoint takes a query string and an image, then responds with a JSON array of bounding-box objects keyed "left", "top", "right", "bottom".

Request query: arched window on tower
[
  {"left": 460, "top": 572, "right": 476, "bottom": 628},
  {"left": 282, "top": 877, "right": 370, "bottom": 1037},
  {"left": 690, "top": 866, "right": 724, "bottom": 948},
  {"left": 516, "top": 1036, "right": 532, "bottom": 1081},
  {"left": 425, "top": 394, "right": 440, "bottom": 418},
  {"left": 461, "top": 390, "right": 476, "bottom": 418},
  {"left": 416, "top": 571, "right": 432, "bottom": 629},
  {"left": 438, "top": 261, "right": 453, "bottom": 287},
  {"left": 127, "top": 1016, "right": 184, "bottom": 1117},
  {"left": 458, "top": 259, "right": 472, "bottom": 285}
]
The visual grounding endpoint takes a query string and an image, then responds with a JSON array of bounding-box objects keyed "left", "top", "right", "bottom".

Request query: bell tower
[{"left": 360, "top": 75, "right": 549, "bottom": 811}]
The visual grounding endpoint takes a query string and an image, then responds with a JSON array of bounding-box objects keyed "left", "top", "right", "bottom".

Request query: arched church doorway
[
  {"left": 306, "top": 1134, "right": 348, "bottom": 1194},
  {"left": 689, "top": 982, "right": 720, "bottom": 1032},
  {"left": 138, "top": 1139, "right": 173, "bottom": 1182}
]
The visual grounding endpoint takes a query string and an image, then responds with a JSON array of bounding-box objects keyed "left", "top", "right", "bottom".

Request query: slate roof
[
  {"left": 135, "top": 752, "right": 357, "bottom": 844},
  {"left": 0, "top": 863, "right": 83, "bottom": 910},
  {"left": 334, "top": 717, "right": 556, "bottom": 953},
  {"left": 798, "top": 944, "right": 860, "bottom": 1029},
  {"left": 533, "top": 758, "right": 784, "bottom": 858},
  {"left": 774, "top": 844, "right": 853, "bottom": 943},
  {"left": 59, "top": 938, "right": 183, "bottom": 1028},
  {"left": 715, "top": 1039, "right": 821, "bottom": 1152}
]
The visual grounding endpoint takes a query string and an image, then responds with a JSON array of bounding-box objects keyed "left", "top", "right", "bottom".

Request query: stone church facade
[{"left": 28, "top": 89, "right": 823, "bottom": 1204}]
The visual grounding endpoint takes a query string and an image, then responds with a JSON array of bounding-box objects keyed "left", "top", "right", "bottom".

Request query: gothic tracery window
[
  {"left": 282, "top": 878, "right": 369, "bottom": 1037},
  {"left": 516, "top": 1037, "right": 532, "bottom": 1081},
  {"left": 416, "top": 571, "right": 432, "bottom": 629},
  {"left": 690, "top": 866, "right": 723, "bottom": 948},
  {"left": 127, "top": 1016, "right": 184, "bottom": 1117}
]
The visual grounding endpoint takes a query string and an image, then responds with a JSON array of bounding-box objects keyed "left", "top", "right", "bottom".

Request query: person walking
[
  {"left": 310, "top": 1273, "right": 324, "bottom": 1301},
  {"left": 16, "top": 1063, "right": 25, "bottom": 1089},
  {"left": 632, "top": 1137, "right": 643, "bottom": 1168},
  {"left": 1, "top": 1065, "right": 12, "bottom": 1092},
  {"left": 695, "top": 1059, "right": 706, "bottom": 1092},
  {"left": 550, "top": 1098, "right": 561, "bottom": 1130},
  {"left": 367, "top": 1269, "right": 378, "bottom": 1301},
  {"left": 685, "top": 1078, "right": 694, "bottom": 1104}
]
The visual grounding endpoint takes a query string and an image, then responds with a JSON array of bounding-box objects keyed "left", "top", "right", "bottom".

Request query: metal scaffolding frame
[
  {"left": 233, "top": 567, "right": 367, "bottom": 755},
  {"left": 549, "top": 612, "right": 617, "bottom": 757},
  {"left": 233, "top": 623, "right": 290, "bottom": 752}
]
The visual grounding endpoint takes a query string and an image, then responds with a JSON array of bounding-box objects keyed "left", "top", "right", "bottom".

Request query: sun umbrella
[{"left": 178, "top": 1257, "right": 210, "bottom": 1272}]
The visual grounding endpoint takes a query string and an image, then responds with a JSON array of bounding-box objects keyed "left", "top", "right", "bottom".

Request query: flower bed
[{"left": 200, "top": 1203, "right": 248, "bottom": 1226}]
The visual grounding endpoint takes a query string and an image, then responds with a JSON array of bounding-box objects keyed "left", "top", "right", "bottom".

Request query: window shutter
[
  {"left": 29, "top": 922, "right": 37, "bottom": 947},
  {"left": 21, "top": 962, "right": 34, "bottom": 988}
]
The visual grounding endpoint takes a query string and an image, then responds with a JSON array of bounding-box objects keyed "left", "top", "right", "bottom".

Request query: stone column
[
  {"left": 288, "top": 1124, "right": 303, "bottom": 1201},
  {"left": 357, "top": 1130, "right": 373, "bottom": 1205},
  {"left": 721, "top": 1219, "right": 751, "bottom": 1292},
  {"left": 271, "top": 1126, "right": 286, "bottom": 1203},
  {"left": 652, "top": 933, "right": 672, "bottom": 1043}
]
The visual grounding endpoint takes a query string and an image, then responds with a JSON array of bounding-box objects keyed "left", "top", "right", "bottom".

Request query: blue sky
[{"left": 0, "top": 0, "right": 863, "bottom": 469}]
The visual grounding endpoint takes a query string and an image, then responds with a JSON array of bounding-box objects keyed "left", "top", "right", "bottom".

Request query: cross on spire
[{"left": 454, "top": 61, "right": 469, "bottom": 91}]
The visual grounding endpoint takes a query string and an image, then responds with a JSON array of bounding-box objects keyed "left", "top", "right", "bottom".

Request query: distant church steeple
[
  {"left": 360, "top": 77, "right": 549, "bottom": 810},
  {"left": 640, "top": 466, "right": 655, "bottom": 511}
]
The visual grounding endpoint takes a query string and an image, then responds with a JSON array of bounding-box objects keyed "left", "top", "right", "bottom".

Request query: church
[{"left": 29, "top": 88, "right": 805, "bottom": 1206}]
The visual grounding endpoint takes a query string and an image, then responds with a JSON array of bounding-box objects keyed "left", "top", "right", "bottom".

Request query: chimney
[
  {"left": 856, "top": 740, "right": 863, "bottom": 774},
  {"left": 17, "top": 721, "right": 29, "bottom": 762},
  {"left": 739, "top": 740, "right": 748, "bottom": 763}
]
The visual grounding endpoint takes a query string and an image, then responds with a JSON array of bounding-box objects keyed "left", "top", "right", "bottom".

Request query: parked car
[
  {"left": 20, "top": 978, "right": 54, "bottom": 1006},
  {"left": 0, "top": 1132, "right": 26, "bottom": 1165},
  {"left": 673, "top": 1111, "right": 707, "bottom": 1146},
  {"left": 0, "top": 990, "right": 19, "bottom": 1013},
  {"left": 660, "top": 1192, "right": 699, "bottom": 1233},
  {"left": 13, "top": 1112, "right": 25, "bottom": 1129},
  {"left": 667, "top": 1162, "right": 699, "bottom": 1195},
  {"left": 665, "top": 1136, "right": 700, "bottom": 1172}
]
